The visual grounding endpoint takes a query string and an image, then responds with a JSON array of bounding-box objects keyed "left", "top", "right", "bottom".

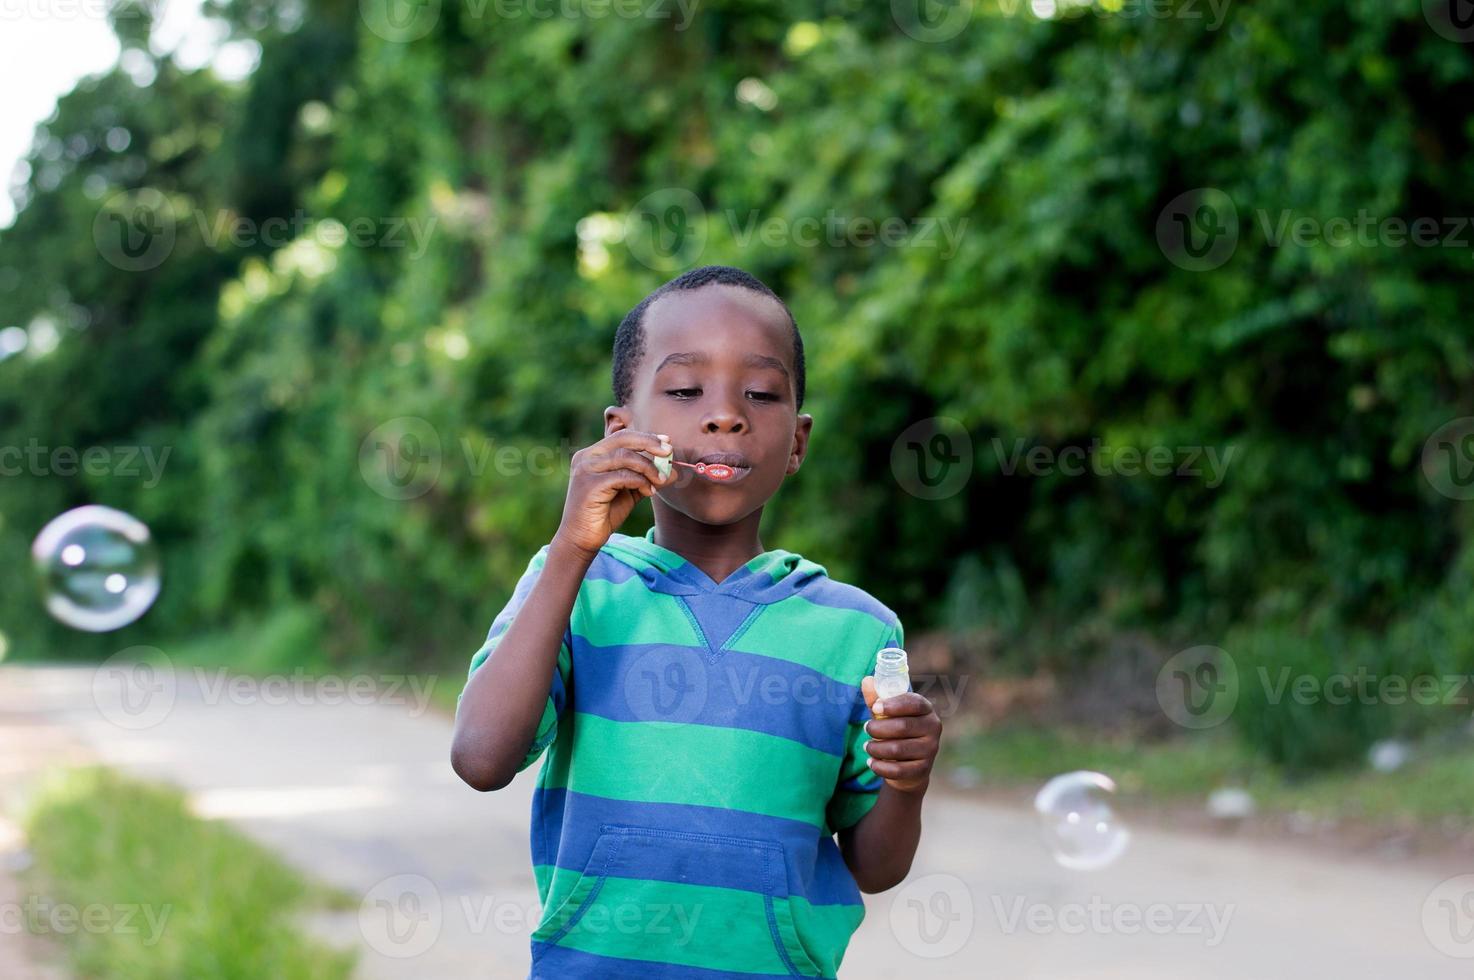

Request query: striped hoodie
[{"left": 462, "top": 526, "right": 904, "bottom": 978}]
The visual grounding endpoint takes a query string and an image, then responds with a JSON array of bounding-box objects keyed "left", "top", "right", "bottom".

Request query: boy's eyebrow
[
  {"left": 654, "top": 351, "right": 790, "bottom": 378},
  {"left": 743, "top": 353, "right": 791, "bottom": 378}
]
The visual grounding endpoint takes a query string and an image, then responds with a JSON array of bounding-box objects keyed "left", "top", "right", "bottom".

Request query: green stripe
[
  {"left": 727, "top": 596, "right": 891, "bottom": 681},
  {"left": 575, "top": 577, "right": 702, "bottom": 647},
  {"left": 541, "top": 715, "right": 838, "bottom": 827},
  {"left": 535, "top": 875, "right": 830, "bottom": 976}
]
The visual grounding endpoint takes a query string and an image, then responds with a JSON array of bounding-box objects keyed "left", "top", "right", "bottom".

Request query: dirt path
[{"left": 1, "top": 662, "right": 1469, "bottom": 978}]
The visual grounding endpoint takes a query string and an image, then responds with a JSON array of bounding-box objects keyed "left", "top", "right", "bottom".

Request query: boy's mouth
[{"left": 690, "top": 451, "right": 752, "bottom": 483}]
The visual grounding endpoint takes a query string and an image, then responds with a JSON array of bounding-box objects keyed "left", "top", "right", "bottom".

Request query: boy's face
[{"left": 606, "top": 284, "right": 812, "bottom": 527}]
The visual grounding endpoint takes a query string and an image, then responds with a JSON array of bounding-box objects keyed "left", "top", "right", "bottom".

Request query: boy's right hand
[{"left": 554, "top": 430, "right": 676, "bottom": 559}]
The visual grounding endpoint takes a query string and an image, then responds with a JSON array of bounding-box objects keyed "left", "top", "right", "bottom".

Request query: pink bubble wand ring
[{"left": 670, "top": 459, "right": 738, "bottom": 481}]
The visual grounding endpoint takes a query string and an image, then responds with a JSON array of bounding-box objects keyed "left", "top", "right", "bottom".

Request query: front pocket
[{"left": 532, "top": 824, "right": 826, "bottom": 977}]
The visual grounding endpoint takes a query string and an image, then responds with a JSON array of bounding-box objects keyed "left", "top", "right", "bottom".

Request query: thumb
[{"left": 861, "top": 675, "right": 878, "bottom": 715}]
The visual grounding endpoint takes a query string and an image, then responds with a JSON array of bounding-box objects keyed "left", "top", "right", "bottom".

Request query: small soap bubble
[
  {"left": 1034, "top": 770, "right": 1130, "bottom": 871},
  {"left": 32, "top": 506, "right": 161, "bottom": 632}
]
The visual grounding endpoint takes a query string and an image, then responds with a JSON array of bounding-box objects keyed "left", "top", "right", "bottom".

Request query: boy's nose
[{"left": 702, "top": 409, "right": 746, "bottom": 434}]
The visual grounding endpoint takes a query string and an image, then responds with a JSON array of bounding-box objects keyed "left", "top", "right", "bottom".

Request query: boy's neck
[{"left": 650, "top": 504, "right": 767, "bottom": 585}]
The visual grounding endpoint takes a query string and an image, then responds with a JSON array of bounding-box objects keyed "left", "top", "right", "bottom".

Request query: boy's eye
[
  {"left": 746, "top": 391, "right": 779, "bottom": 402},
  {"left": 666, "top": 388, "right": 701, "bottom": 399}
]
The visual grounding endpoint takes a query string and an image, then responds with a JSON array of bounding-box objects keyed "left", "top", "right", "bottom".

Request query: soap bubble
[
  {"left": 32, "top": 506, "right": 161, "bottom": 632},
  {"left": 1368, "top": 739, "right": 1411, "bottom": 774},
  {"left": 1034, "top": 770, "right": 1130, "bottom": 871}
]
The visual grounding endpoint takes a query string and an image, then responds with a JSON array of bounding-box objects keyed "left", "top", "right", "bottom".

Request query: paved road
[{"left": 0, "top": 662, "right": 1467, "bottom": 978}]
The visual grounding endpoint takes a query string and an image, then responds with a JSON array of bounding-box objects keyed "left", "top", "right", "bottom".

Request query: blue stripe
[
  {"left": 535, "top": 789, "right": 864, "bottom": 908},
  {"left": 569, "top": 641, "right": 860, "bottom": 757},
  {"left": 529, "top": 943, "right": 809, "bottom": 979},
  {"left": 586, "top": 550, "right": 642, "bottom": 585}
]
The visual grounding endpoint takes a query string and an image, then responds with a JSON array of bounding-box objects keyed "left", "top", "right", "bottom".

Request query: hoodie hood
[{"left": 599, "top": 527, "right": 829, "bottom": 605}]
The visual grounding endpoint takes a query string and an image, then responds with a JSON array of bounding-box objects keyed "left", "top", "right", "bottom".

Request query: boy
[{"left": 451, "top": 266, "right": 942, "bottom": 978}]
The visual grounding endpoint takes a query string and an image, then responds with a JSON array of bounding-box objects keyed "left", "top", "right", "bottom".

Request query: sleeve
[
  {"left": 826, "top": 617, "right": 904, "bottom": 834},
  {"left": 458, "top": 544, "right": 575, "bottom": 773}
]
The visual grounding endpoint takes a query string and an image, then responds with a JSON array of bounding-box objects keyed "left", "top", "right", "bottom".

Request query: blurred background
[{"left": 2, "top": 0, "right": 1473, "bottom": 977}]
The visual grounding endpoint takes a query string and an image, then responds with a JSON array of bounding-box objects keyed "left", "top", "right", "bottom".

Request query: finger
[
  {"left": 592, "top": 468, "right": 657, "bottom": 500},
  {"left": 590, "top": 430, "right": 671, "bottom": 458},
  {"left": 864, "top": 715, "right": 939, "bottom": 741},
  {"left": 870, "top": 692, "right": 932, "bottom": 719},
  {"left": 863, "top": 736, "right": 934, "bottom": 761},
  {"left": 860, "top": 676, "right": 877, "bottom": 714},
  {"left": 586, "top": 448, "right": 668, "bottom": 486},
  {"left": 865, "top": 757, "right": 932, "bottom": 781}
]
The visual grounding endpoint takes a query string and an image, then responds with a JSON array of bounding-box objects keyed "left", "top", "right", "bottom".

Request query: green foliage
[
  {"left": 1, "top": 2, "right": 1472, "bottom": 766},
  {"left": 23, "top": 766, "right": 356, "bottom": 979}
]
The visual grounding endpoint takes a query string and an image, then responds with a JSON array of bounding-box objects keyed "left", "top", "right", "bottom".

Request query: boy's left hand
[{"left": 860, "top": 676, "right": 942, "bottom": 794}]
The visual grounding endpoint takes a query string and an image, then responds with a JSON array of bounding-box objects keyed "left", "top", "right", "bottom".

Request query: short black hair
[{"left": 612, "top": 265, "right": 805, "bottom": 409}]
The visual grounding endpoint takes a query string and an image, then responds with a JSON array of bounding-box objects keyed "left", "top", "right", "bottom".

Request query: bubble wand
[{"left": 649, "top": 441, "right": 739, "bottom": 482}]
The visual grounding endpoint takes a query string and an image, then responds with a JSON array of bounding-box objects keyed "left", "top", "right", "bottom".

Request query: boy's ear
[
  {"left": 786, "top": 413, "right": 813, "bottom": 476},
  {"left": 604, "top": 405, "right": 631, "bottom": 438}
]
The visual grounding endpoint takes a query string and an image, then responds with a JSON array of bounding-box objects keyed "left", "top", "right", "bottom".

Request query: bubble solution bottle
[{"left": 872, "top": 647, "right": 911, "bottom": 716}]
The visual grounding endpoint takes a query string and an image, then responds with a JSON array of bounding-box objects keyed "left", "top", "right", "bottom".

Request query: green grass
[
  {"left": 167, "top": 605, "right": 463, "bottom": 718},
  {"left": 21, "top": 766, "right": 357, "bottom": 980},
  {"left": 948, "top": 727, "right": 1474, "bottom": 827}
]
